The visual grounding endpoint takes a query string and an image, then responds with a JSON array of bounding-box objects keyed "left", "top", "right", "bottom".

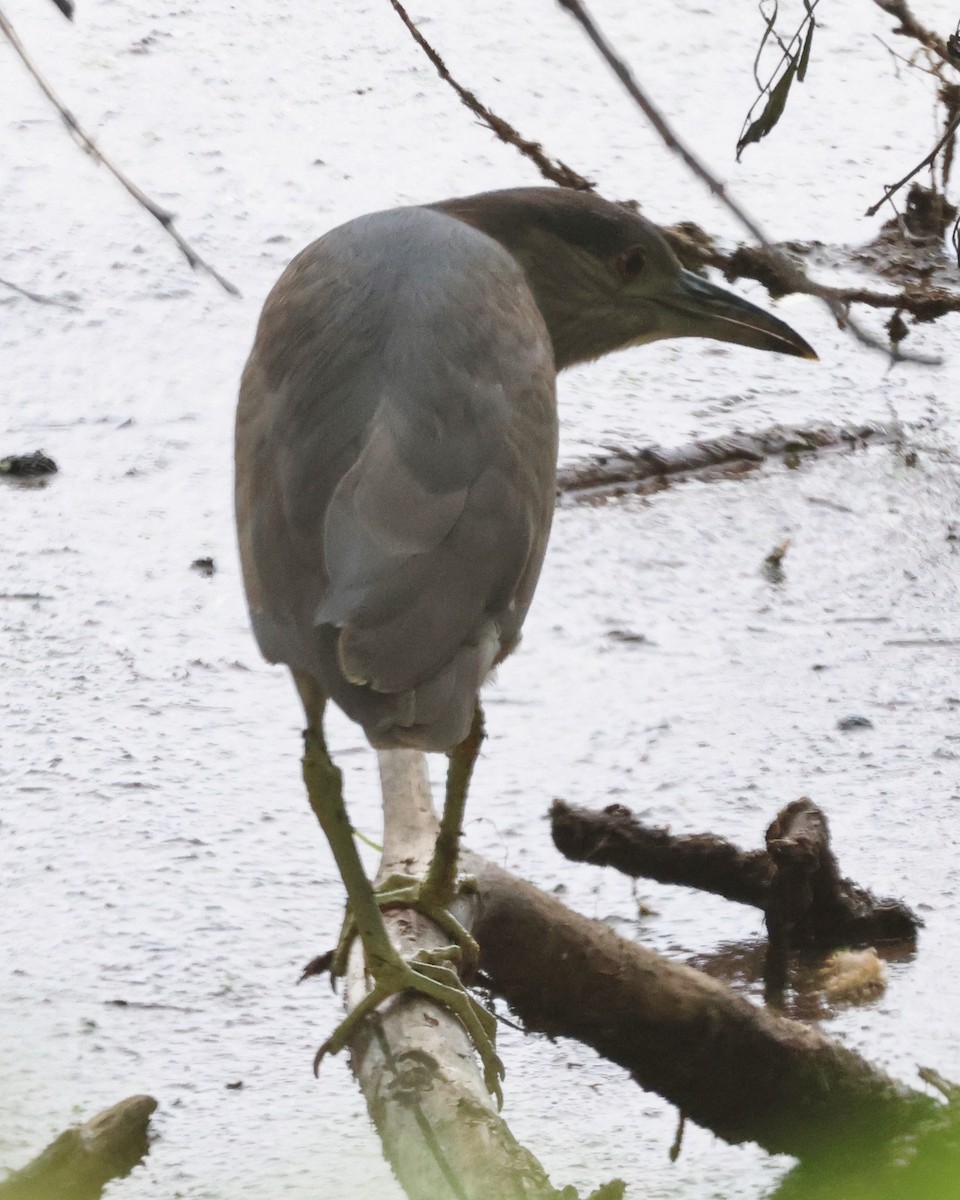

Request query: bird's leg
[
  {"left": 301, "top": 727, "right": 399, "bottom": 980},
  {"left": 423, "top": 701, "right": 485, "bottom": 908},
  {"left": 295, "top": 682, "right": 502, "bottom": 1103},
  {"left": 303, "top": 733, "right": 470, "bottom": 980},
  {"left": 337, "top": 703, "right": 486, "bottom": 978}
]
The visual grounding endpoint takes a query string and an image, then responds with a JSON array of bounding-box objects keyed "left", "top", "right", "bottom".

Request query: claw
[
  {"left": 312, "top": 1040, "right": 332, "bottom": 1077},
  {"left": 298, "top": 950, "right": 335, "bottom": 984},
  {"left": 330, "top": 873, "right": 481, "bottom": 982},
  {"left": 311, "top": 952, "right": 504, "bottom": 1108}
]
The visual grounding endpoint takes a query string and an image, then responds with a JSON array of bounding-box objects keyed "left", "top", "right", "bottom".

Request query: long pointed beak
[{"left": 657, "top": 269, "right": 818, "bottom": 360}]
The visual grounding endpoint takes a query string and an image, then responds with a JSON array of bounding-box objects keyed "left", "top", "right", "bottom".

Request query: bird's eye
[{"left": 616, "top": 246, "right": 646, "bottom": 283}]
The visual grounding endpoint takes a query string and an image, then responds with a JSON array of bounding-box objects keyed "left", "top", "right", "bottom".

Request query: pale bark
[
  {"left": 337, "top": 755, "right": 935, "bottom": 1197},
  {"left": 342, "top": 750, "right": 589, "bottom": 1200}
]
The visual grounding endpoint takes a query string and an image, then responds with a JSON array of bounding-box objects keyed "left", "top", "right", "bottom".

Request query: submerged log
[{"left": 555, "top": 423, "right": 890, "bottom": 500}]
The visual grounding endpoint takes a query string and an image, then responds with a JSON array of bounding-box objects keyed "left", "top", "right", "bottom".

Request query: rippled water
[{"left": 3, "top": 2, "right": 959, "bottom": 1197}]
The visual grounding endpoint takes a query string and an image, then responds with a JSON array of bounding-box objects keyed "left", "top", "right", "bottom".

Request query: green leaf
[
  {"left": 737, "top": 59, "right": 799, "bottom": 158},
  {"left": 797, "top": 18, "right": 816, "bottom": 83}
]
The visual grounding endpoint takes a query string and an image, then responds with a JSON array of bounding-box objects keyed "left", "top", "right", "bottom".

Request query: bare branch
[
  {"left": 872, "top": 0, "right": 953, "bottom": 65},
  {"left": 470, "top": 853, "right": 936, "bottom": 1159},
  {"left": 388, "top": 0, "right": 593, "bottom": 192},
  {"left": 865, "top": 106, "right": 960, "bottom": 216},
  {"left": 555, "top": 0, "right": 770, "bottom": 242},
  {"left": 663, "top": 226, "right": 960, "bottom": 345},
  {"left": 0, "top": 276, "right": 80, "bottom": 310},
  {"left": 0, "top": 5, "right": 240, "bottom": 296},
  {"left": 549, "top": 798, "right": 920, "bottom": 952}
]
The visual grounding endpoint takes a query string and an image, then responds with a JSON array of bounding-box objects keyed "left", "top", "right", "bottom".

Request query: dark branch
[
  {"left": 872, "top": 0, "right": 953, "bottom": 64},
  {"left": 470, "top": 853, "right": 934, "bottom": 1160},
  {"left": 551, "top": 800, "right": 771, "bottom": 905},
  {"left": 664, "top": 225, "right": 958, "bottom": 347},
  {"left": 550, "top": 798, "right": 921, "bottom": 952},
  {"left": 865, "top": 106, "right": 960, "bottom": 217}
]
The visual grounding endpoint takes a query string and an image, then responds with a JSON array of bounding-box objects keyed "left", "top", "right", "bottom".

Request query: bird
[{"left": 235, "top": 186, "right": 816, "bottom": 1102}]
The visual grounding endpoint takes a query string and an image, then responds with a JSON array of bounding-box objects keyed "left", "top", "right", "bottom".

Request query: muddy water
[{"left": 2, "top": 2, "right": 959, "bottom": 1197}]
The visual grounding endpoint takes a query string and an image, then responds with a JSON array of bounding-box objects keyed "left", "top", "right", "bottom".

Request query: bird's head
[{"left": 432, "top": 187, "right": 816, "bottom": 370}]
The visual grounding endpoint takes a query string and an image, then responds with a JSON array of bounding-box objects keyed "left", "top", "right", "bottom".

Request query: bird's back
[{"left": 236, "top": 205, "right": 558, "bottom": 750}]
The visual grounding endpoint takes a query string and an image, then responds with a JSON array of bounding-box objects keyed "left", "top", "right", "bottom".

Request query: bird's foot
[
  {"left": 313, "top": 945, "right": 504, "bottom": 1107},
  {"left": 330, "top": 872, "right": 480, "bottom": 981}
]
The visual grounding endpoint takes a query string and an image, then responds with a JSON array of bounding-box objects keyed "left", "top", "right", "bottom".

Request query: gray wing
[{"left": 236, "top": 206, "right": 558, "bottom": 749}]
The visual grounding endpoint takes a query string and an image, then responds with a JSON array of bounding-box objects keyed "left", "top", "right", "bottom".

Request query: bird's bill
[{"left": 654, "top": 269, "right": 818, "bottom": 359}]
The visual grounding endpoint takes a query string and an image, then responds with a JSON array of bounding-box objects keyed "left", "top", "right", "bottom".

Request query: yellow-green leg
[
  {"left": 425, "top": 702, "right": 485, "bottom": 906},
  {"left": 295, "top": 683, "right": 502, "bottom": 1105},
  {"left": 328, "top": 703, "right": 486, "bottom": 980}
]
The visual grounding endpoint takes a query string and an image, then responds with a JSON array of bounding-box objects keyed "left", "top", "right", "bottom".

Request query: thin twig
[
  {"left": 0, "top": 5, "right": 240, "bottom": 296},
  {"left": 388, "top": 0, "right": 593, "bottom": 192},
  {"left": 752, "top": 0, "right": 779, "bottom": 90},
  {"left": 555, "top": 0, "right": 767, "bottom": 241},
  {"left": 941, "top": 86, "right": 960, "bottom": 190},
  {"left": 865, "top": 107, "right": 960, "bottom": 216},
  {"left": 918, "top": 1066, "right": 960, "bottom": 1101},
  {"left": 0, "top": 275, "right": 81, "bottom": 310},
  {"left": 869, "top": 0, "right": 960, "bottom": 261},
  {"left": 884, "top": 637, "right": 960, "bottom": 647}
]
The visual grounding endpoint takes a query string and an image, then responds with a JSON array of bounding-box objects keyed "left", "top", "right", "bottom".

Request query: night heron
[{"left": 235, "top": 186, "right": 815, "bottom": 1100}]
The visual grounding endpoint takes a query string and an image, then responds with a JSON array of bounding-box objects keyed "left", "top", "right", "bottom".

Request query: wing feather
[{"left": 236, "top": 203, "right": 558, "bottom": 748}]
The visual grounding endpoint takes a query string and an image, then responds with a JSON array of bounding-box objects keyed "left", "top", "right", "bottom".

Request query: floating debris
[
  {"left": 607, "top": 629, "right": 650, "bottom": 645},
  {"left": 0, "top": 450, "right": 58, "bottom": 476},
  {"left": 837, "top": 715, "right": 874, "bottom": 731},
  {"left": 763, "top": 538, "right": 790, "bottom": 584},
  {"left": 818, "top": 948, "right": 887, "bottom": 1005}
]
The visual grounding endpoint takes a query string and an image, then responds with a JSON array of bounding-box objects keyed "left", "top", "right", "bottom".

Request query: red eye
[{"left": 617, "top": 246, "right": 646, "bottom": 282}]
